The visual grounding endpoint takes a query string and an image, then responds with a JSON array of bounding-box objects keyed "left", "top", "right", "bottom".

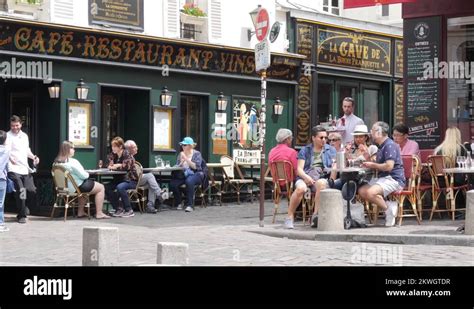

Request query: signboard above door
[
  {"left": 317, "top": 26, "right": 392, "bottom": 75},
  {"left": 89, "top": 0, "right": 144, "bottom": 31}
]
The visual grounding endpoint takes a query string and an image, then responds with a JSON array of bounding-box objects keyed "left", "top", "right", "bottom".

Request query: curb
[{"left": 247, "top": 229, "right": 474, "bottom": 247}]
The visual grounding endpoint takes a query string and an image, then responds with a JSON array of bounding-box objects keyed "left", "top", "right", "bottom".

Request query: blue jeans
[
  {"left": 105, "top": 181, "right": 137, "bottom": 211},
  {"left": 170, "top": 174, "right": 202, "bottom": 207},
  {"left": 0, "top": 179, "right": 6, "bottom": 225}
]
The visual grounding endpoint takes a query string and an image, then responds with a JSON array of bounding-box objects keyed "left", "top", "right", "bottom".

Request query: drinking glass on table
[
  {"left": 165, "top": 160, "right": 171, "bottom": 168},
  {"left": 98, "top": 160, "right": 103, "bottom": 169}
]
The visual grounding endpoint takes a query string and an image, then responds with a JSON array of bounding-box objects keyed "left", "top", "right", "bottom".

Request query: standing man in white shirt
[
  {"left": 336, "top": 97, "right": 365, "bottom": 145},
  {"left": 6, "top": 115, "right": 39, "bottom": 224}
]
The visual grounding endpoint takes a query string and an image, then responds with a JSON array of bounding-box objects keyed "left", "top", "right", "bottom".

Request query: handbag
[{"left": 6, "top": 177, "right": 15, "bottom": 193}]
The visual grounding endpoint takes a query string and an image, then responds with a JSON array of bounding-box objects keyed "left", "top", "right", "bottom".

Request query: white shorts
[
  {"left": 295, "top": 178, "right": 328, "bottom": 193},
  {"left": 368, "top": 176, "right": 402, "bottom": 197}
]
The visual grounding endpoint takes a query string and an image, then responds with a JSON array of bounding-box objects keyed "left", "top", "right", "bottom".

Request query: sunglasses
[
  {"left": 318, "top": 136, "right": 328, "bottom": 140},
  {"left": 328, "top": 139, "right": 340, "bottom": 142}
]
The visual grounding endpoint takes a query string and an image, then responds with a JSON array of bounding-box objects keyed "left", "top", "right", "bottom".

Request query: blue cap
[{"left": 179, "top": 137, "right": 195, "bottom": 145}]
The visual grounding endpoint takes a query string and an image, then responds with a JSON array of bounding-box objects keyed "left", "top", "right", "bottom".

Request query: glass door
[
  {"left": 101, "top": 89, "right": 123, "bottom": 161},
  {"left": 180, "top": 95, "right": 208, "bottom": 160}
]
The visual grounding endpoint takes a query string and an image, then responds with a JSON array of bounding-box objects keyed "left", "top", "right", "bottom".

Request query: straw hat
[{"left": 351, "top": 124, "right": 370, "bottom": 136}]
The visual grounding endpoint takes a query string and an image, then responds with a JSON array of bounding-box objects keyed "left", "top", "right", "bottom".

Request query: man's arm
[{"left": 362, "top": 160, "right": 394, "bottom": 172}]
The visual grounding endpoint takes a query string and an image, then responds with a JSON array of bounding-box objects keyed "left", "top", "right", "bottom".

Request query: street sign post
[{"left": 255, "top": 39, "right": 271, "bottom": 72}]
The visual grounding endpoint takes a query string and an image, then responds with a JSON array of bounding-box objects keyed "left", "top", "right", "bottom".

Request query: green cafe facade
[{"left": 0, "top": 17, "right": 303, "bottom": 212}]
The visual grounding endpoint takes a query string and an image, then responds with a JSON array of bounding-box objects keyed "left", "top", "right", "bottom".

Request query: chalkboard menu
[
  {"left": 89, "top": 0, "right": 144, "bottom": 31},
  {"left": 404, "top": 16, "right": 441, "bottom": 149}
]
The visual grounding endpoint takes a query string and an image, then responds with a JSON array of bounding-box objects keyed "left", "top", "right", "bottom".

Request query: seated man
[
  {"left": 359, "top": 121, "right": 405, "bottom": 227},
  {"left": 125, "top": 140, "right": 164, "bottom": 213},
  {"left": 284, "top": 126, "right": 336, "bottom": 229},
  {"left": 268, "top": 128, "right": 298, "bottom": 184}
]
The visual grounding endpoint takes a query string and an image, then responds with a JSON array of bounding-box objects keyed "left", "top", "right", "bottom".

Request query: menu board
[
  {"left": 68, "top": 101, "right": 92, "bottom": 147},
  {"left": 89, "top": 0, "right": 144, "bottom": 31},
  {"left": 404, "top": 16, "right": 442, "bottom": 149},
  {"left": 153, "top": 107, "right": 173, "bottom": 150}
]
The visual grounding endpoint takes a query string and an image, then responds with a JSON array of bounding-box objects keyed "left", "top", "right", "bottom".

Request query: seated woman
[
  {"left": 434, "top": 127, "right": 468, "bottom": 186},
  {"left": 54, "top": 141, "right": 110, "bottom": 219},
  {"left": 346, "top": 124, "right": 378, "bottom": 166},
  {"left": 328, "top": 132, "right": 343, "bottom": 152},
  {"left": 170, "top": 137, "right": 204, "bottom": 213},
  {"left": 105, "top": 136, "right": 139, "bottom": 218}
]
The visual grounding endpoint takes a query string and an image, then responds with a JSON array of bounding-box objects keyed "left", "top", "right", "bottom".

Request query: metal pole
[{"left": 259, "top": 69, "right": 266, "bottom": 227}]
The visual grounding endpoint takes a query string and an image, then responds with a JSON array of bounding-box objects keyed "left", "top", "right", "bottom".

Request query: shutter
[
  {"left": 208, "top": 0, "right": 222, "bottom": 42},
  {"left": 164, "top": 0, "right": 180, "bottom": 38},
  {"left": 51, "top": 0, "right": 74, "bottom": 22}
]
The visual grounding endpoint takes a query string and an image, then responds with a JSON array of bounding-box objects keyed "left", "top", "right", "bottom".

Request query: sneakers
[
  {"left": 311, "top": 214, "right": 318, "bottom": 228},
  {"left": 146, "top": 202, "right": 157, "bottom": 214},
  {"left": 0, "top": 225, "right": 9, "bottom": 232},
  {"left": 185, "top": 206, "right": 194, "bottom": 212},
  {"left": 121, "top": 210, "right": 135, "bottom": 218},
  {"left": 176, "top": 203, "right": 184, "bottom": 210},
  {"left": 385, "top": 201, "right": 398, "bottom": 227},
  {"left": 17, "top": 217, "right": 26, "bottom": 224},
  {"left": 284, "top": 218, "right": 294, "bottom": 229},
  {"left": 112, "top": 208, "right": 125, "bottom": 217}
]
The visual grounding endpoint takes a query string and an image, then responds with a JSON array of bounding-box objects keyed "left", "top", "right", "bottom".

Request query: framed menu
[
  {"left": 68, "top": 100, "right": 93, "bottom": 148},
  {"left": 153, "top": 106, "right": 173, "bottom": 151}
]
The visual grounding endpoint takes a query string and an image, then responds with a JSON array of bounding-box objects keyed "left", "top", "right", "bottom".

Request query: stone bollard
[
  {"left": 157, "top": 242, "right": 189, "bottom": 265},
  {"left": 317, "top": 189, "right": 344, "bottom": 231},
  {"left": 82, "top": 227, "right": 119, "bottom": 266},
  {"left": 466, "top": 191, "right": 474, "bottom": 235}
]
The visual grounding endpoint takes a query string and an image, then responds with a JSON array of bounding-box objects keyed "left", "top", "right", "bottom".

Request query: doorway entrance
[
  {"left": 100, "top": 86, "right": 150, "bottom": 164},
  {"left": 180, "top": 94, "right": 209, "bottom": 160}
]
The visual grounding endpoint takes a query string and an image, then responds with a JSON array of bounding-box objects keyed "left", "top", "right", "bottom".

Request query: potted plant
[{"left": 180, "top": 3, "right": 207, "bottom": 26}]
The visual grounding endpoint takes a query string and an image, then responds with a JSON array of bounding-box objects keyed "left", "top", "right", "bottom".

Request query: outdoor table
[
  {"left": 143, "top": 166, "right": 185, "bottom": 188},
  {"left": 236, "top": 162, "right": 259, "bottom": 179},
  {"left": 85, "top": 169, "right": 127, "bottom": 213}
]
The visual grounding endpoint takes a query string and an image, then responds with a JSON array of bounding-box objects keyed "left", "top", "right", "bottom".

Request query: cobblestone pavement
[{"left": 0, "top": 201, "right": 472, "bottom": 266}]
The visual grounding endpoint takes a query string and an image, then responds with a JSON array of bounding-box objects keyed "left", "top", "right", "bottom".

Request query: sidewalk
[{"left": 0, "top": 200, "right": 472, "bottom": 266}]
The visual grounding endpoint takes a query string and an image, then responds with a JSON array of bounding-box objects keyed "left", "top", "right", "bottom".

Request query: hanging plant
[{"left": 181, "top": 3, "right": 207, "bottom": 17}]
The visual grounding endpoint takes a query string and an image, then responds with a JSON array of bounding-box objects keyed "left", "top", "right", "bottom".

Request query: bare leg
[
  {"left": 88, "top": 182, "right": 106, "bottom": 217},
  {"left": 313, "top": 179, "right": 328, "bottom": 215},
  {"left": 287, "top": 182, "right": 307, "bottom": 220},
  {"left": 361, "top": 184, "right": 387, "bottom": 210}
]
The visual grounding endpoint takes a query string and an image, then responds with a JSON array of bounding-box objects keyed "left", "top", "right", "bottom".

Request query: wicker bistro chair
[
  {"left": 220, "top": 155, "right": 254, "bottom": 204},
  {"left": 127, "top": 162, "right": 146, "bottom": 213},
  {"left": 427, "top": 155, "right": 468, "bottom": 221},
  {"left": 415, "top": 155, "right": 432, "bottom": 221},
  {"left": 269, "top": 160, "right": 295, "bottom": 223},
  {"left": 389, "top": 155, "right": 421, "bottom": 226},
  {"left": 51, "top": 164, "right": 91, "bottom": 221}
]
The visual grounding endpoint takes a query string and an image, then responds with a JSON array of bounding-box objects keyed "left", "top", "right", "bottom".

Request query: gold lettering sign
[
  {"left": 317, "top": 28, "right": 391, "bottom": 75},
  {"left": 296, "top": 74, "right": 312, "bottom": 146},
  {"left": 0, "top": 20, "right": 300, "bottom": 80},
  {"left": 296, "top": 23, "right": 313, "bottom": 61},
  {"left": 395, "top": 40, "right": 403, "bottom": 77},
  {"left": 394, "top": 83, "right": 404, "bottom": 125}
]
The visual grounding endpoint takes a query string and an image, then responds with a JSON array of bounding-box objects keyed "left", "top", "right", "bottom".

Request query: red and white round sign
[{"left": 255, "top": 8, "right": 269, "bottom": 41}]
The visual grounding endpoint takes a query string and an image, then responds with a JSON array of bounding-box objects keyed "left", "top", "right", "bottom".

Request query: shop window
[
  {"left": 182, "top": 23, "right": 197, "bottom": 40},
  {"left": 0, "top": 0, "right": 6, "bottom": 10},
  {"left": 447, "top": 17, "right": 474, "bottom": 142}
]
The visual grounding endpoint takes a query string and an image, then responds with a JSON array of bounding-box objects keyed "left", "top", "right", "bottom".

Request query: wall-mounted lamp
[
  {"left": 273, "top": 97, "right": 284, "bottom": 115},
  {"left": 48, "top": 83, "right": 60, "bottom": 99},
  {"left": 76, "top": 78, "right": 89, "bottom": 100},
  {"left": 216, "top": 92, "right": 228, "bottom": 111},
  {"left": 248, "top": 5, "right": 261, "bottom": 41},
  {"left": 160, "top": 86, "right": 172, "bottom": 106}
]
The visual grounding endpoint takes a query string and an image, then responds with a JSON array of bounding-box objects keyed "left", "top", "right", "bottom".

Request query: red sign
[
  {"left": 255, "top": 8, "right": 269, "bottom": 41},
  {"left": 344, "top": 0, "right": 414, "bottom": 9}
]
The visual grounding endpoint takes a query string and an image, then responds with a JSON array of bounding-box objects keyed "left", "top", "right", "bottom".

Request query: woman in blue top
[
  {"left": 54, "top": 141, "right": 110, "bottom": 219},
  {"left": 0, "top": 130, "right": 10, "bottom": 232},
  {"left": 170, "top": 137, "right": 204, "bottom": 213}
]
